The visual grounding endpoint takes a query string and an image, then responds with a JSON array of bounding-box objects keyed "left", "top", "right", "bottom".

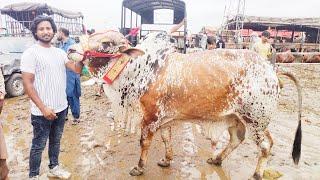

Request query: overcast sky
[{"left": 1, "top": 0, "right": 319, "bottom": 33}]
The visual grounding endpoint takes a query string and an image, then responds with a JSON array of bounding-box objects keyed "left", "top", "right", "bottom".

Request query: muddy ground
[{"left": 2, "top": 64, "right": 320, "bottom": 180}]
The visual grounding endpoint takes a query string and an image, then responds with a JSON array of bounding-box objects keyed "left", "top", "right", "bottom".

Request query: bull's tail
[{"left": 277, "top": 72, "right": 302, "bottom": 165}]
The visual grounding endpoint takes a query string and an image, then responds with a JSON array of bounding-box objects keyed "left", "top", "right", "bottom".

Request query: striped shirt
[{"left": 21, "top": 44, "right": 69, "bottom": 116}]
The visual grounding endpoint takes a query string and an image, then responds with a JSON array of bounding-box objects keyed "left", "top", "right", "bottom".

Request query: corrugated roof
[
  {"left": 227, "top": 15, "right": 320, "bottom": 29},
  {"left": 244, "top": 16, "right": 320, "bottom": 28},
  {"left": 1, "top": 2, "right": 83, "bottom": 19},
  {"left": 122, "top": 0, "right": 186, "bottom": 14}
]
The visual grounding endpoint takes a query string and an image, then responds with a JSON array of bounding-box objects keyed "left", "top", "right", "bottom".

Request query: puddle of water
[
  {"left": 95, "top": 153, "right": 105, "bottom": 166},
  {"left": 81, "top": 156, "right": 92, "bottom": 174},
  {"left": 80, "top": 130, "right": 95, "bottom": 150},
  {"left": 6, "top": 135, "right": 28, "bottom": 177},
  {"left": 179, "top": 123, "right": 231, "bottom": 180},
  {"left": 181, "top": 164, "right": 201, "bottom": 179},
  {"left": 60, "top": 124, "right": 85, "bottom": 179},
  {"left": 180, "top": 123, "right": 201, "bottom": 179}
]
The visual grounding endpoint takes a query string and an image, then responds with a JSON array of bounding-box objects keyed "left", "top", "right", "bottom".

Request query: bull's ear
[{"left": 122, "top": 48, "right": 145, "bottom": 58}]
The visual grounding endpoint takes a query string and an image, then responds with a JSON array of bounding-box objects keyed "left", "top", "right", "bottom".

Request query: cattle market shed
[
  {"left": 0, "top": 2, "right": 84, "bottom": 36},
  {"left": 121, "top": 0, "right": 187, "bottom": 52},
  {"left": 226, "top": 15, "right": 320, "bottom": 50},
  {"left": 227, "top": 15, "right": 320, "bottom": 43}
]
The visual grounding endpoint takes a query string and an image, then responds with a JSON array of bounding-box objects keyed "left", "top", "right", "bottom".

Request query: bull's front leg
[
  {"left": 129, "top": 125, "right": 154, "bottom": 176},
  {"left": 157, "top": 126, "right": 173, "bottom": 167}
]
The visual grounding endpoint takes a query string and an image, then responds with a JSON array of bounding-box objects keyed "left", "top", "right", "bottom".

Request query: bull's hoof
[
  {"left": 250, "top": 172, "right": 262, "bottom": 180},
  {"left": 207, "top": 157, "right": 222, "bottom": 166},
  {"left": 157, "top": 158, "right": 171, "bottom": 167},
  {"left": 129, "top": 166, "right": 144, "bottom": 176}
]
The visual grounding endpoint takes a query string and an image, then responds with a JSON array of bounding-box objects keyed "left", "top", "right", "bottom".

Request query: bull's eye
[
  {"left": 102, "top": 42, "right": 109, "bottom": 49},
  {"left": 156, "top": 32, "right": 166, "bottom": 39},
  {"left": 68, "top": 49, "right": 76, "bottom": 53}
]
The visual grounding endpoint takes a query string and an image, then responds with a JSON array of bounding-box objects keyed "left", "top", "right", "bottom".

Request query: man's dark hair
[
  {"left": 207, "top": 36, "right": 216, "bottom": 45},
  {"left": 261, "top": 30, "right": 270, "bottom": 38},
  {"left": 30, "top": 15, "right": 57, "bottom": 40},
  {"left": 59, "top": 27, "right": 70, "bottom": 37},
  {"left": 87, "top": 29, "right": 95, "bottom": 35}
]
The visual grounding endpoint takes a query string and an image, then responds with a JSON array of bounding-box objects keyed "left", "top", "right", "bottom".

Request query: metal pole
[
  {"left": 291, "top": 28, "right": 295, "bottom": 42},
  {"left": 317, "top": 29, "right": 320, "bottom": 51},
  {"left": 130, "top": 10, "right": 132, "bottom": 29},
  {"left": 183, "top": 7, "right": 187, "bottom": 54},
  {"left": 121, "top": 4, "right": 124, "bottom": 30},
  {"left": 4, "top": 14, "right": 8, "bottom": 35},
  {"left": 124, "top": 7, "right": 126, "bottom": 29},
  {"left": 136, "top": 13, "right": 138, "bottom": 27},
  {"left": 140, "top": 14, "right": 142, "bottom": 38},
  {"left": 317, "top": 29, "right": 320, "bottom": 44}
]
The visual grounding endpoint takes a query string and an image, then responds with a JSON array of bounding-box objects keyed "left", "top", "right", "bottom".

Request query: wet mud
[{"left": 2, "top": 64, "right": 320, "bottom": 179}]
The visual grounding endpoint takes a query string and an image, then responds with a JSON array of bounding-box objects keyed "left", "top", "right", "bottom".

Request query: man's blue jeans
[
  {"left": 67, "top": 96, "right": 80, "bottom": 119},
  {"left": 66, "top": 69, "right": 81, "bottom": 119},
  {"left": 29, "top": 109, "right": 67, "bottom": 177}
]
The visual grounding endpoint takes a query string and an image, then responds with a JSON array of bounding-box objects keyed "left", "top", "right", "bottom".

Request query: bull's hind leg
[
  {"left": 207, "top": 113, "right": 246, "bottom": 166},
  {"left": 157, "top": 126, "right": 173, "bottom": 167},
  {"left": 130, "top": 124, "right": 155, "bottom": 176},
  {"left": 251, "top": 129, "right": 273, "bottom": 180}
]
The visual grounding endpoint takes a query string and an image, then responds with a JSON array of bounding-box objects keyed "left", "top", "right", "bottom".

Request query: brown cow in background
[{"left": 276, "top": 47, "right": 295, "bottom": 63}]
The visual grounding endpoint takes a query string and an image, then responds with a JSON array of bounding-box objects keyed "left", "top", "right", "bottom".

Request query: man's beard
[
  {"left": 57, "top": 37, "right": 62, "bottom": 41},
  {"left": 38, "top": 35, "right": 54, "bottom": 43}
]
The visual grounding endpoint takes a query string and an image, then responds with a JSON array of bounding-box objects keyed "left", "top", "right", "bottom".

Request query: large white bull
[{"left": 69, "top": 31, "right": 302, "bottom": 180}]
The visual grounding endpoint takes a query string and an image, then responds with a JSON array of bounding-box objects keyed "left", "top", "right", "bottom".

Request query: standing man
[
  {"left": 57, "top": 28, "right": 81, "bottom": 125},
  {"left": 0, "top": 68, "right": 8, "bottom": 180},
  {"left": 200, "top": 30, "right": 208, "bottom": 50},
  {"left": 249, "top": 32, "right": 261, "bottom": 50},
  {"left": 216, "top": 36, "right": 225, "bottom": 49},
  {"left": 253, "top": 30, "right": 272, "bottom": 60},
  {"left": 21, "top": 15, "right": 83, "bottom": 179},
  {"left": 207, "top": 36, "right": 216, "bottom": 50}
]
